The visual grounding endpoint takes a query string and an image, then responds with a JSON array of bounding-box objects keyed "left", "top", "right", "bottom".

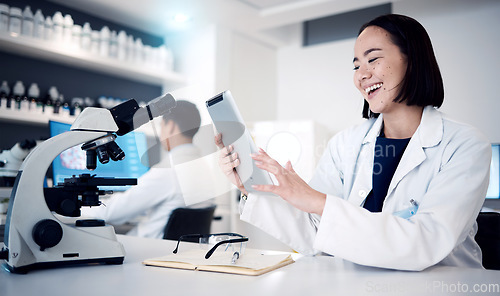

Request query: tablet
[{"left": 206, "top": 90, "right": 274, "bottom": 193}]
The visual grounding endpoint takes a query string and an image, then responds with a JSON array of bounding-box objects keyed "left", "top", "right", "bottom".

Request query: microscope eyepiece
[
  {"left": 110, "top": 93, "right": 176, "bottom": 136},
  {"left": 146, "top": 93, "right": 176, "bottom": 118}
]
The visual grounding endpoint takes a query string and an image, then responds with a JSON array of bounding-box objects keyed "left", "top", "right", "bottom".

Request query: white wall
[
  {"left": 395, "top": 0, "right": 500, "bottom": 142},
  {"left": 225, "top": 33, "right": 278, "bottom": 122},
  {"left": 276, "top": 0, "right": 500, "bottom": 142},
  {"left": 277, "top": 30, "right": 364, "bottom": 135}
]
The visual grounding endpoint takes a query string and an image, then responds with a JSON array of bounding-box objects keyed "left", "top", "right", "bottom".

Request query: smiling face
[{"left": 353, "top": 26, "right": 408, "bottom": 115}]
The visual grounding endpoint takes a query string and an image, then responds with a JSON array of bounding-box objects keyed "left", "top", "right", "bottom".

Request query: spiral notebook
[{"left": 143, "top": 248, "right": 294, "bottom": 276}]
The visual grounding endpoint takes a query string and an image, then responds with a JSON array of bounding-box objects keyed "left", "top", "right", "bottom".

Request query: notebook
[{"left": 143, "top": 248, "right": 294, "bottom": 276}]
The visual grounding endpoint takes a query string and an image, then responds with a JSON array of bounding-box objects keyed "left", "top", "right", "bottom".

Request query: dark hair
[
  {"left": 358, "top": 14, "right": 444, "bottom": 119},
  {"left": 162, "top": 100, "right": 201, "bottom": 139}
]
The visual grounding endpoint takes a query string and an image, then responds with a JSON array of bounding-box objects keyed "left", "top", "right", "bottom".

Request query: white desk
[{"left": 1, "top": 235, "right": 499, "bottom": 296}]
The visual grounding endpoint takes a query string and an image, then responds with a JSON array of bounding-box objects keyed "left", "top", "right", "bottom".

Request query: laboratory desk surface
[{"left": 1, "top": 235, "right": 499, "bottom": 296}]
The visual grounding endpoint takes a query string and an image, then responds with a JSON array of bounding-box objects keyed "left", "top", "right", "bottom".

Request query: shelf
[
  {"left": 0, "top": 109, "right": 74, "bottom": 126},
  {"left": 0, "top": 32, "right": 186, "bottom": 86},
  {"left": 0, "top": 108, "right": 161, "bottom": 138}
]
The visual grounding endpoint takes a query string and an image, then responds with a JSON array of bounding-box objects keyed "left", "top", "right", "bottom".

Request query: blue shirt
[{"left": 363, "top": 135, "right": 411, "bottom": 212}]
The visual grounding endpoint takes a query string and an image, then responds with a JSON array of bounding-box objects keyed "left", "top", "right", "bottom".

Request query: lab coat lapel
[
  {"left": 386, "top": 137, "right": 426, "bottom": 199},
  {"left": 347, "top": 116, "right": 383, "bottom": 206},
  {"left": 385, "top": 107, "right": 443, "bottom": 200}
]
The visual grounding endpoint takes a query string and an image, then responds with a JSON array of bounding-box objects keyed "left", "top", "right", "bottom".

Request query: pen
[{"left": 231, "top": 251, "right": 239, "bottom": 264}]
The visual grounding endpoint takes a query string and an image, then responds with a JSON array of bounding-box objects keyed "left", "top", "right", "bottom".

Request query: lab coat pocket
[{"left": 393, "top": 199, "right": 419, "bottom": 219}]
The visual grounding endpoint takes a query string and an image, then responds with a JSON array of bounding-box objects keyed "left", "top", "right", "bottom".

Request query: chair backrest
[
  {"left": 475, "top": 212, "right": 500, "bottom": 270},
  {"left": 162, "top": 205, "right": 217, "bottom": 241}
]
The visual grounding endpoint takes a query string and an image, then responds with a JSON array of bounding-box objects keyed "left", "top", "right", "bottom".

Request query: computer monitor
[
  {"left": 486, "top": 144, "right": 500, "bottom": 199},
  {"left": 49, "top": 121, "right": 150, "bottom": 191}
]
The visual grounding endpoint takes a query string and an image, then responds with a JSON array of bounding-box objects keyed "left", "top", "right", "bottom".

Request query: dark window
[{"left": 303, "top": 3, "right": 392, "bottom": 46}]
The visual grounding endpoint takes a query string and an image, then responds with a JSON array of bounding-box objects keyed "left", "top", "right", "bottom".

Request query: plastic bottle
[
  {"left": 109, "top": 30, "right": 118, "bottom": 58},
  {"left": 152, "top": 46, "right": 160, "bottom": 69},
  {"left": 52, "top": 11, "right": 64, "bottom": 42},
  {"left": 21, "top": 6, "right": 34, "bottom": 37},
  {"left": 84, "top": 97, "right": 95, "bottom": 108},
  {"left": 60, "top": 95, "right": 71, "bottom": 117},
  {"left": 0, "top": 81, "right": 10, "bottom": 110},
  {"left": 71, "top": 24, "right": 81, "bottom": 49},
  {"left": 163, "top": 46, "right": 174, "bottom": 71},
  {"left": 126, "top": 35, "right": 134, "bottom": 63},
  {"left": 81, "top": 22, "right": 91, "bottom": 51},
  {"left": 27, "top": 83, "right": 41, "bottom": 113},
  {"left": 33, "top": 9, "right": 44, "bottom": 39},
  {"left": 44, "top": 16, "right": 53, "bottom": 41},
  {"left": 12, "top": 81, "right": 25, "bottom": 110},
  {"left": 71, "top": 97, "right": 84, "bottom": 116},
  {"left": 97, "top": 96, "right": 108, "bottom": 108},
  {"left": 8, "top": 7, "right": 22, "bottom": 36},
  {"left": 99, "top": 26, "right": 110, "bottom": 57},
  {"left": 143, "top": 45, "right": 152, "bottom": 68},
  {"left": 53, "top": 94, "right": 65, "bottom": 115},
  {"left": 44, "top": 86, "right": 59, "bottom": 114},
  {"left": 134, "top": 38, "right": 143, "bottom": 64},
  {"left": 90, "top": 30, "right": 99, "bottom": 54},
  {"left": 117, "top": 30, "right": 127, "bottom": 61},
  {"left": 63, "top": 14, "right": 73, "bottom": 45},
  {"left": 0, "top": 4, "right": 9, "bottom": 33}
]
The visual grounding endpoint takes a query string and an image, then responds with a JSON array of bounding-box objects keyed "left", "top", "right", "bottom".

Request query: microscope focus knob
[{"left": 32, "top": 219, "right": 63, "bottom": 251}]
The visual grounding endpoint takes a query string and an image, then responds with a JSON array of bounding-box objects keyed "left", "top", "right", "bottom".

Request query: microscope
[
  {"left": 0, "top": 139, "right": 37, "bottom": 187},
  {"left": 0, "top": 93, "right": 176, "bottom": 273}
]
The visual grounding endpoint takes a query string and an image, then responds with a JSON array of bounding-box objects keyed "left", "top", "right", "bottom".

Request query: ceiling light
[{"left": 173, "top": 13, "right": 190, "bottom": 23}]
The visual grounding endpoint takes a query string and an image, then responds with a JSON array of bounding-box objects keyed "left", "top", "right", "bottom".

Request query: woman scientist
[{"left": 215, "top": 14, "right": 491, "bottom": 271}]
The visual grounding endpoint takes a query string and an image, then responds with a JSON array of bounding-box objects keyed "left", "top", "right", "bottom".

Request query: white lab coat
[
  {"left": 241, "top": 106, "right": 491, "bottom": 271},
  {"left": 81, "top": 144, "right": 208, "bottom": 239}
]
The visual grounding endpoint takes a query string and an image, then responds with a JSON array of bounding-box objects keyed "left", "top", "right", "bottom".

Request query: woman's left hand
[{"left": 251, "top": 148, "right": 326, "bottom": 215}]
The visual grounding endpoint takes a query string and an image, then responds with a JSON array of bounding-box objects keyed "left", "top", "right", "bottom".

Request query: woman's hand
[
  {"left": 214, "top": 134, "right": 248, "bottom": 195},
  {"left": 251, "top": 148, "right": 326, "bottom": 215}
]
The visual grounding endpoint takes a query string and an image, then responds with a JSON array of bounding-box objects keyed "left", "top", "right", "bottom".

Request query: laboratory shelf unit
[
  {"left": 0, "top": 32, "right": 185, "bottom": 86},
  {"left": 0, "top": 109, "right": 74, "bottom": 126}
]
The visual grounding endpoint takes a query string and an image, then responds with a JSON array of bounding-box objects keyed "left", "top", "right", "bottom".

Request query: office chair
[
  {"left": 475, "top": 212, "right": 500, "bottom": 270},
  {"left": 162, "top": 205, "right": 217, "bottom": 242}
]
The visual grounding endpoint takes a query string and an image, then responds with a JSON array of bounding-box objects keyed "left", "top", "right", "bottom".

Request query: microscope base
[{"left": 3, "top": 256, "right": 124, "bottom": 274}]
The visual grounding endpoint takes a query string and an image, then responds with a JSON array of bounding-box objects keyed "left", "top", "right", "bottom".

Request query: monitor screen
[
  {"left": 49, "top": 121, "right": 150, "bottom": 191},
  {"left": 486, "top": 144, "right": 500, "bottom": 199}
]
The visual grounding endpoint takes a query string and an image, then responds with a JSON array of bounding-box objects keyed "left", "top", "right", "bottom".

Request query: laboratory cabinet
[{"left": 0, "top": 0, "right": 185, "bottom": 150}]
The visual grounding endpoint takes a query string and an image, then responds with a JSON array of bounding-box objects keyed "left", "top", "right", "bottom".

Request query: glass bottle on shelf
[
  {"left": 21, "top": 6, "right": 34, "bottom": 37},
  {"left": 28, "top": 83, "right": 41, "bottom": 113},
  {"left": 117, "top": 30, "right": 127, "bottom": 61},
  {"left": 44, "top": 86, "right": 59, "bottom": 115},
  {"left": 71, "top": 97, "right": 84, "bottom": 117},
  {"left": 81, "top": 22, "right": 91, "bottom": 51},
  {"left": 0, "top": 4, "right": 9, "bottom": 33},
  {"left": 0, "top": 81, "right": 10, "bottom": 110},
  {"left": 8, "top": 7, "right": 22, "bottom": 36},
  {"left": 99, "top": 26, "right": 110, "bottom": 57},
  {"left": 52, "top": 11, "right": 64, "bottom": 42},
  {"left": 71, "top": 24, "right": 82, "bottom": 49},
  {"left": 44, "top": 16, "right": 53, "bottom": 41},
  {"left": 63, "top": 14, "right": 73, "bottom": 45},
  {"left": 109, "top": 30, "right": 117, "bottom": 58},
  {"left": 33, "top": 9, "right": 44, "bottom": 39},
  {"left": 90, "top": 30, "right": 99, "bottom": 54},
  {"left": 12, "top": 81, "right": 25, "bottom": 110}
]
